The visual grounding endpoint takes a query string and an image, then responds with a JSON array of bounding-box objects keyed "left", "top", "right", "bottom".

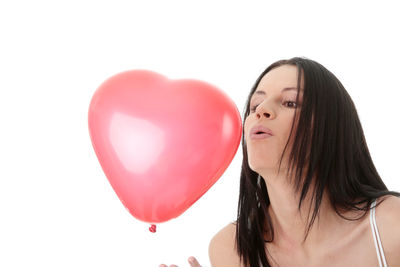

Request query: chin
[{"left": 249, "top": 160, "right": 277, "bottom": 173}]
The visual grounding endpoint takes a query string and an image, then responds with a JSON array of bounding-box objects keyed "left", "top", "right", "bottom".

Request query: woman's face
[{"left": 244, "top": 65, "right": 303, "bottom": 173}]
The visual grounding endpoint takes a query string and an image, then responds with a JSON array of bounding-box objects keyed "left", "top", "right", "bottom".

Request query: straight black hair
[{"left": 234, "top": 57, "right": 400, "bottom": 267}]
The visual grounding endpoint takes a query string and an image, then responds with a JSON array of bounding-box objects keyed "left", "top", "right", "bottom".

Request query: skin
[
  {"left": 241, "top": 65, "right": 400, "bottom": 265},
  {"left": 244, "top": 65, "right": 351, "bottom": 254},
  {"left": 159, "top": 65, "right": 400, "bottom": 266},
  {"left": 159, "top": 256, "right": 201, "bottom": 267},
  {"left": 244, "top": 64, "right": 332, "bottom": 249},
  {"left": 245, "top": 65, "right": 303, "bottom": 172}
]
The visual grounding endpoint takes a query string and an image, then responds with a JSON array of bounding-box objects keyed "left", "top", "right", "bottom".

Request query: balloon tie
[{"left": 149, "top": 224, "right": 156, "bottom": 233}]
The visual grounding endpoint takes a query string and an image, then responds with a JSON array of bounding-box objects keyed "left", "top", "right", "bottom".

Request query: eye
[
  {"left": 250, "top": 104, "right": 259, "bottom": 112},
  {"left": 283, "top": 100, "right": 298, "bottom": 108}
]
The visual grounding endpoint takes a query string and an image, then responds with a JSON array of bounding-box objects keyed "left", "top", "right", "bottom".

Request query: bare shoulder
[
  {"left": 376, "top": 195, "right": 400, "bottom": 224},
  {"left": 375, "top": 195, "right": 400, "bottom": 265},
  {"left": 208, "top": 221, "right": 243, "bottom": 267}
]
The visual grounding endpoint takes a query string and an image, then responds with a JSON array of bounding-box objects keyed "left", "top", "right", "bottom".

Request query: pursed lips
[{"left": 250, "top": 125, "right": 274, "bottom": 140}]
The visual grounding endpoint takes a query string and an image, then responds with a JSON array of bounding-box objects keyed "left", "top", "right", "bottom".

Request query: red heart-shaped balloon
[{"left": 88, "top": 70, "right": 242, "bottom": 224}]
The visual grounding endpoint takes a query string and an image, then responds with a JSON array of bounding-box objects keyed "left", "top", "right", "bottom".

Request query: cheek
[
  {"left": 282, "top": 115, "right": 297, "bottom": 138},
  {"left": 244, "top": 118, "right": 251, "bottom": 140}
]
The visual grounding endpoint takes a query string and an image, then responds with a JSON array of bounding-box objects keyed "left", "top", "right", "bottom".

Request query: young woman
[{"left": 160, "top": 57, "right": 400, "bottom": 267}]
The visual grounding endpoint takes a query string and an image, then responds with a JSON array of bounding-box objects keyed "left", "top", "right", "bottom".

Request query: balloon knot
[{"left": 149, "top": 224, "right": 156, "bottom": 233}]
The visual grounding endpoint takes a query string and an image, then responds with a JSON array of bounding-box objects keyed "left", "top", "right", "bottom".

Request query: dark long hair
[{"left": 234, "top": 57, "right": 400, "bottom": 267}]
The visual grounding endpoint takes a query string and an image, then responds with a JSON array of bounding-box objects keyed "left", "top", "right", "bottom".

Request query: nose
[
  {"left": 254, "top": 102, "right": 275, "bottom": 120},
  {"left": 257, "top": 111, "right": 271, "bottom": 119}
]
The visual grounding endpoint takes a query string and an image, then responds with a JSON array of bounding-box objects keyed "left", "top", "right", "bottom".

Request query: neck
[{"left": 259, "top": 168, "right": 343, "bottom": 251}]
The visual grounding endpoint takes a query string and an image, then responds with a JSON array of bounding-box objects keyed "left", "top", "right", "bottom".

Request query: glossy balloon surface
[{"left": 88, "top": 70, "right": 242, "bottom": 223}]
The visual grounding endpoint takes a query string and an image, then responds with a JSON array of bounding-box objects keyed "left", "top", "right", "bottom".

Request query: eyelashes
[
  {"left": 250, "top": 105, "right": 259, "bottom": 112},
  {"left": 283, "top": 101, "right": 298, "bottom": 109},
  {"left": 250, "top": 100, "right": 298, "bottom": 112}
]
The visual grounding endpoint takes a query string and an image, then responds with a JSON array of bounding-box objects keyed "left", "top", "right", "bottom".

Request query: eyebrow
[
  {"left": 250, "top": 87, "right": 302, "bottom": 100},
  {"left": 253, "top": 87, "right": 300, "bottom": 96}
]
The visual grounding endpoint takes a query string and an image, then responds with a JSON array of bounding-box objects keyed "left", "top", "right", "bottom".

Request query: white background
[{"left": 1, "top": 1, "right": 399, "bottom": 266}]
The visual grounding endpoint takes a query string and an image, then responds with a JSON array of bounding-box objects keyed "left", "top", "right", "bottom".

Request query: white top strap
[{"left": 369, "top": 199, "right": 387, "bottom": 267}]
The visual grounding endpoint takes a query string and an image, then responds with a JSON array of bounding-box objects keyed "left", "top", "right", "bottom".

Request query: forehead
[
  {"left": 252, "top": 65, "right": 303, "bottom": 98},
  {"left": 251, "top": 65, "right": 304, "bottom": 99}
]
